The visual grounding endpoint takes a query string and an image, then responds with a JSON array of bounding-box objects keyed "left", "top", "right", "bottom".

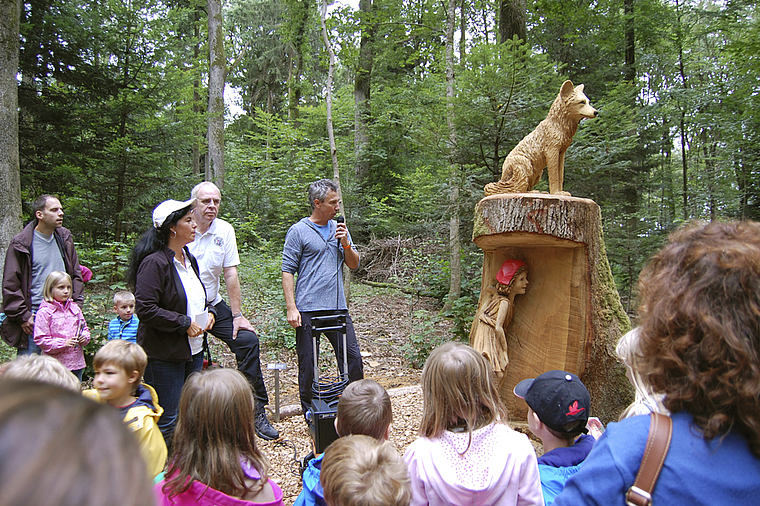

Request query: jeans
[
  {"left": 209, "top": 299, "right": 269, "bottom": 409},
  {"left": 16, "top": 336, "right": 42, "bottom": 356},
  {"left": 296, "top": 311, "right": 364, "bottom": 415},
  {"left": 144, "top": 351, "right": 203, "bottom": 447}
]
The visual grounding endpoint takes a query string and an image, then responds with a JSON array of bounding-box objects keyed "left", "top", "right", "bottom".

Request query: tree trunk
[
  {"left": 192, "top": 6, "right": 202, "bottom": 176},
  {"left": 445, "top": 0, "right": 461, "bottom": 307},
  {"left": 320, "top": 0, "right": 339, "bottom": 184},
  {"left": 459, "top": 0, "right": 466, "bottom": 64},
  {"left": 288, "top": 0, "right": 310, "bottom": 122},
  {"left": 472, "top": 194, "right": 633, "bottom": 424},
  {"left": 207, "top": 0, "right": 225, "bottom": 188},
  {"left": 624, "top": 0, "right": 635, "bottom": 82},
  {"left": 498, "top": 0, "right": 526, "bottom": 44},
  {"left": 354, "top": 0, "right": 373, "bottom": 182},
  {"left": 114, "top": 113, "right": 128, "bottom": 242},
  {"left": 676, "top": 0, "right": 688, "bottom": 220},
  {"left": 0, "top": 0, "right": 22, "bottom": 275}
]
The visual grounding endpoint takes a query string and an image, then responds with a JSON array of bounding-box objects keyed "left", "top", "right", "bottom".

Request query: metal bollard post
[{"left": 267, "top": 363, "right": 288, "bottom": 422}]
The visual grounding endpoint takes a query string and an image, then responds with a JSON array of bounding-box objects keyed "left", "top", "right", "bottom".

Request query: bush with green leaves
[
  {"left": 76, "top": 241, "right": 132, "bottom": 288},
  {"left": 401, "top": 310, "right": 455, "bottom": 369},
  {"left": 236, "top": 243, "right": 295, "bottom": 352}
]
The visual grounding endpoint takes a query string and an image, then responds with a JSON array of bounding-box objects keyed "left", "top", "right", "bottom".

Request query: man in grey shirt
[
  {"left": 282, "top": 179, "right": 364, "bottom": 416},
  {"left": 2, "top": 195, "right": 83, "bottom": 354}
]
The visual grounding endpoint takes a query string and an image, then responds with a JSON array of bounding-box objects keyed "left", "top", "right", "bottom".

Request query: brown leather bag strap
[{"left": 626, "top": 412, "right": 672, "bottom": 506}]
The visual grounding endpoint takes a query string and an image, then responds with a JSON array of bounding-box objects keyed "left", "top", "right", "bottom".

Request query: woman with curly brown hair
[{"left": 554, "top": 221, "right": 760, "bottom": 506}]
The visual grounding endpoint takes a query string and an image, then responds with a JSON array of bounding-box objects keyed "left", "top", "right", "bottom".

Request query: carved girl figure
[{"left": 470, "top": 259, "right": 529, "bottom": 383}]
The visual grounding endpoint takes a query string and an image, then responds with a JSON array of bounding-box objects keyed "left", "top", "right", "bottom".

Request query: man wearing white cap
[{"left": 187, "top": 181, "right": 279, "bottom": 441}]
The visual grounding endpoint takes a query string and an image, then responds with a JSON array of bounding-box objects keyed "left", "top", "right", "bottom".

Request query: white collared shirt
[{"left": 188, "top": 218, "right": 240, "bottom": 305}]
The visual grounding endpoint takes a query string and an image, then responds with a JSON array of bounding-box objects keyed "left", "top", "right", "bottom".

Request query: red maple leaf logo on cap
[{"left": 566, "top": 401, "right": 585, "bottom": 416}]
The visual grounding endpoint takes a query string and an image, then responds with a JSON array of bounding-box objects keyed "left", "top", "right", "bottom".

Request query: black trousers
[
  {"left": 209, "top": 299, "right": 269, "bottom": 408},
  {"left": 295, "top": 310, "right": 364, "bottom": 415}
]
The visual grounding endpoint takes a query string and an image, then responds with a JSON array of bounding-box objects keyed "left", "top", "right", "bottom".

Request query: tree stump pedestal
[{"left": 472, "top": 193, "right": 632, "bottom": 423}]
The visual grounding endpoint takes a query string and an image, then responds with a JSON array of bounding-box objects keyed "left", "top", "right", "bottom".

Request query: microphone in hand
[{"left": 335, "top": 215, "right": 345, "bottom": 246}]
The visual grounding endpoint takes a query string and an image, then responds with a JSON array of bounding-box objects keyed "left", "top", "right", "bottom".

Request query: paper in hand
[{"left": 194, "top": 310, "right": 209, "bottom": 328}]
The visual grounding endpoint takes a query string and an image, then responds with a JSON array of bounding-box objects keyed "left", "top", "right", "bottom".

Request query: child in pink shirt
[
  {"left": 33, "top": 270, "right": 90, "bottom": 381},
  {"left": 404, "top": 342, "right": 544, "bottom": 506}
]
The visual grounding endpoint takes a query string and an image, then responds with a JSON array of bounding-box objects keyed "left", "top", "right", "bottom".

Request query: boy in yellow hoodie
[{"left": 83, "top": 340, "right": 167, "bottom": 477}]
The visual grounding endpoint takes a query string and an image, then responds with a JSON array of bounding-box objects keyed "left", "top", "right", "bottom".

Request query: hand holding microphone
[{"left": 335, "top": 215, "right": 348, "bottom": 248}]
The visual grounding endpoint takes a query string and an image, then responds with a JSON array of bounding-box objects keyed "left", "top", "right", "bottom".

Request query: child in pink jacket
[
  {"left": 33, "top": 271, "right": 90, "bottom": 381},
  {"left": 404, "top": 342, "right": 544, "bottom": 506}
]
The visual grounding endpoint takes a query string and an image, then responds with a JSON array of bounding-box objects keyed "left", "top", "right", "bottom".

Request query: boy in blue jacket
[
  {"left": 514, "top": 370, "right": 596, "bottom": 506},
  {"left": 108, "top": 291, "right": 139, "bottom": 343},
  {"left": 295, "top": 379, "right": 392, "bottom": 506}
]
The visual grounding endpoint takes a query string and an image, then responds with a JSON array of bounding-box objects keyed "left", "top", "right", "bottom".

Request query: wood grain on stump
[{"left": 472, "top": 193, "right": 633, "bottom": 424}]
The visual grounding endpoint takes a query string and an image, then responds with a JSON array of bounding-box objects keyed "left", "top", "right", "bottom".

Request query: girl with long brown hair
[
  {"left": 404, "top": 341, "right": 543, "bottom": 506},
  {"left": 156, "top": 368, "right": 283, "bottom": 506}
]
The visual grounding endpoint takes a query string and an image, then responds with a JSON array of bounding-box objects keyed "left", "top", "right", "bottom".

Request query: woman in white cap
[{"left": 126, "top": 198, "right": 216, "bottom": 447}]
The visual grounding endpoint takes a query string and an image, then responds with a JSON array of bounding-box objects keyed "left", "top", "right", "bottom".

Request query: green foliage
[
  {"left": 441, "top": 293, "right": 478, "bottom": 341},
  {"left": 226, "top": 0, "right": 290, "bottom": 115},
  {"left": 401, "top": 309, "right": 449, "bottom": 369},
  {"left": 455, "top": 39, "right": 561, "bottom": 182},
  {"left": 76, "top": 242, "right": 133, "bottom": 287},
  {"left": 19, "top": 0, "right": 203, "bottom": 243},
  {"left": 0, "top": 341, "right": 15, "bottom": 365},
  {"left": 80, "top": 292, "right": 112, "bottom": 379},
  {"left": 225, "top": 108, "right": 329, "bottom": 243},
  {"left": 235, "top": 245, "right": 296, "bottom": 351}
]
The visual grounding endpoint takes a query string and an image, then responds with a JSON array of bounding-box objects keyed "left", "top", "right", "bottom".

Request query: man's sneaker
[{"left": 255, "top": 411, "right": 280, "bottom": 441}]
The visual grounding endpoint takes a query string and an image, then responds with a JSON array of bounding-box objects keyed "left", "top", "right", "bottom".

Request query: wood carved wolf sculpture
[{"left": 485, "top": 80, "right": 598, "bottom": 196}]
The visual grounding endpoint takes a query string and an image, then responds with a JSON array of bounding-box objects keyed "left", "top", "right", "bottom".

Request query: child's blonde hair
[
  {"left": 163, "top": 368, "right": 271, "bottom": 499},
  {"left": 93, "top": 341, "right": 148, "bottom": 390},
  {"left": 42, "top": 271, "right": 72, "bottom": 302},
  {"left": 336, "top": 379, "right": 392, "bottom": 440},
  {"left": 419, "top": 342, "right": 507, "bottom": 445},
  {"left": 1, "top": 355, "right": 81, "bottom": 391},
  {"left": 321, "top": 435, "right": 411, "bottom": 506},
  {"left": 113, "top": 290, "right": 136, "bottom": 306},
  {"left": 615, "top": 328, "right": 668, "bottom": 419}
]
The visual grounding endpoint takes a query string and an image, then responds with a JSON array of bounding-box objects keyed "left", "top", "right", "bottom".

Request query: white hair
[{"left": 191, "top": 181, "right": 221, "bottom": 200}]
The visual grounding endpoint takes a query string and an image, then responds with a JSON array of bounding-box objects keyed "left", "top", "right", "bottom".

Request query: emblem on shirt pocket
[{"left": 214, "top": 237, "right": 223, "bottom": 247}]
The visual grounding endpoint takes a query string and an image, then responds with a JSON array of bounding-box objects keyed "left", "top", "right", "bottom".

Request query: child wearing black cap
[{"left": 514, "top": 370, "right": 596, "bottom": 506}]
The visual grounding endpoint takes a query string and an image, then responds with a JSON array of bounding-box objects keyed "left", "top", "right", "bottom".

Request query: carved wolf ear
[{"left": 560, "top": 80, "right": 575, "bottom": 99}]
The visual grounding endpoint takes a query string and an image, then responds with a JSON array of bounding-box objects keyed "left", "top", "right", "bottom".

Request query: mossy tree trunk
[
  {"left": 0, "top": 0, "right": 22, "bottom": 275},
  {"left": 207, "top": 0, "right": 225, "bottom": 188}
]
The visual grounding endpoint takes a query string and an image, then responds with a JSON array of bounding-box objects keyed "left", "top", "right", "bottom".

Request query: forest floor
[{"left": 209, "top": 284, "right": 537, "bottom": 505}]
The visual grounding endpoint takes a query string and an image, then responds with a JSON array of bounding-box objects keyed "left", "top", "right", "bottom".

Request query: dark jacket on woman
[
  {"left": 135, "top": 246, "right": 216, "bottom": 362},
  {"left": 1, "top": 220, "right": 83, "bottom": 348}
]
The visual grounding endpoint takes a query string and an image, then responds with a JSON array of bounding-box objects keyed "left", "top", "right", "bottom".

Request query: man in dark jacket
[{"left": 1, "top": 195, "right": 83, "bottom": 353}]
